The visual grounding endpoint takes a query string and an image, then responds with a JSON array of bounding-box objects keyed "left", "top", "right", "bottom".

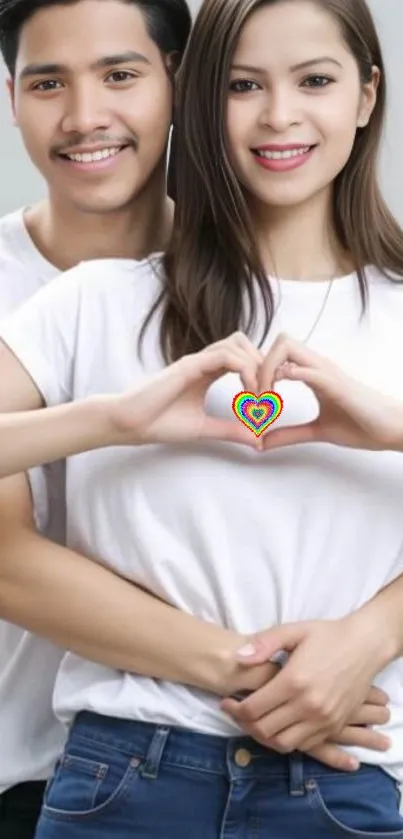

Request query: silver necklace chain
[{"left": 274, "top": 274, "right": 336, "bottom": 345}]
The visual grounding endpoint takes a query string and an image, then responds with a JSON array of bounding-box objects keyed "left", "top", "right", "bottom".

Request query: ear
[
  {"left": 6, "top": 77, "right": 18, "bottom": 126},
  {"left": 165, "top": 51, "right": 181, "bottom": 78},
  {"left": 164, "top": 52, "right": 180, "bottom": 120},
  {"left": 357, "top": 65, "right": 380, "bottom": 128}
]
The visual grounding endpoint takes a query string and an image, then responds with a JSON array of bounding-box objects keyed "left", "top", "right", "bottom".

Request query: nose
[
  {"left": 61, "top": 81, "right": 111, "bottom": 136},
  {"left": 259, "top": 86, "right": 301, "bottom": 133}
]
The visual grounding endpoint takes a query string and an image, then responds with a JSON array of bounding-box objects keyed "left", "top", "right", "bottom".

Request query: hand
[
  {"left": 258, "top": 334, "right": 403, "bottom": 452},
  {"left": 221, "top": 613, "right": 392, "bottom": 755},
  {"left": 107, "top": 332, "right": 263, "bottom": 448},
  {"left": 227, "top": 686, "right": 390, "bottom": 772},
  {"left": 304, "top": 689, "right": 391, "bottom": 771}
]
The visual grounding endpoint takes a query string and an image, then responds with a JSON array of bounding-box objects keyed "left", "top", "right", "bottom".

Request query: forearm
[
  {"left": 355, "top": 573, "right": 403, "bottom": 661},
  {"left": 0, "top": 526, "right": 271, "bottom": 696},
  {"left": 0, "top": 397, "right": 116, "bottom": 478}
]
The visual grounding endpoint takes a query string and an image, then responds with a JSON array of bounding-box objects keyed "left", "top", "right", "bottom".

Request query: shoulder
[
  {"left": 54, "top": 252, "right": 164, "bottom": 303},
  {"left": 0, "top": 208, "right": 58, "bottom": 317},
  {"left": 0, "top": 210, "right": 28, "bottom": 274},
  {"left": 0, "top": 208, "right": 25, "bottom": 242},
  {"left": 366, "top": 265, "right": 403, "bottom": 289},
  {"left": 364, "top": 265, "right": 403, "bottom": 330}
]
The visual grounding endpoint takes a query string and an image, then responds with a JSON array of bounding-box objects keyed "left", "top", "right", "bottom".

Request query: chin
[
  {"left": 247, "top": 188, "right": 310, "bottom": 209},
  {"left": 246, "top": 177, "right": 329, "bottom": 209},
  {"left": 70, "top": 192, "right": 136, "bottom": 215}
]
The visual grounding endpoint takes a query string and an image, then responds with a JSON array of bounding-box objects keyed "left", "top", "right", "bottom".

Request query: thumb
[
  {"left": 262, "top": 420, "right": 320, "bottom": 452},
  {"left": 236, "top": 622, "right": 311, "bottom": 666},
  {"left": 202, "top": 416, "right": 259, "bottom": 449}
]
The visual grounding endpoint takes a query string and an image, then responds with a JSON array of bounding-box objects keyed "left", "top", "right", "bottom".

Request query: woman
[{"left": 1, "top": 0, "right": 403, "bottom": 836}]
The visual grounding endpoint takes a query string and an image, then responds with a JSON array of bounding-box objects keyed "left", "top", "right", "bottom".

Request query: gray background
[{"left": 0, "top": 0, "right": 401, "bottom": 218}]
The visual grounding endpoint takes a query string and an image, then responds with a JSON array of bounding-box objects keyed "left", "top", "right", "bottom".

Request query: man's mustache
[{"left": 51, "top": 135, "right": 138, "bottom": 156}]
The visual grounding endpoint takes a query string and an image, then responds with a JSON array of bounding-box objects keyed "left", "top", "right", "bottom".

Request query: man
[{"left": 0, "top": 0, "right": 191, "bottom": 834}]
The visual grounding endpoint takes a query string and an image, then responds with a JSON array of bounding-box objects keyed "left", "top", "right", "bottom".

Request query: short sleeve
[{"left": 0, "top": 264, "right": 87, "bottom": 406}]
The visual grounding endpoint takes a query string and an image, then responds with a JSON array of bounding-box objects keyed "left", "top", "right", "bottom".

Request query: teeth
[
  {"left": 66, "top": 147, "right": 121, "bottom": 163},
  {"left": 256, "top": 147, "right": 311, "bottom": 160}
]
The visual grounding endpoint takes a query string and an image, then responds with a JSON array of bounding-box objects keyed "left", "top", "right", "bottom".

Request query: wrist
[
  {"left": 347, "top": 600, "right": 400, "bottom": 671},
  {"left": 386, "top": 405, "right": 403, "bottom": 453},
  {"left": 87, "top": 395, "right": 135, "bottom": 448}
]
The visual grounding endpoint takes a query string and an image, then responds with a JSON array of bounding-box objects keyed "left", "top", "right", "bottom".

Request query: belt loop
[
  {"left": 140, "top": 726, "right": 170, "bottom": 780},
  {"left": 289, "top": 753, "right": 305, "bottom": 797}
]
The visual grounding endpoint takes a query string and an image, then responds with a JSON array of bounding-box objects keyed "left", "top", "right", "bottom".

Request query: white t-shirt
[
  {"left": 0, "top": 209, "right": 67, "bottom": 794},
  {"left": 2, "top": 254, "right": 403, "bottom": 783}
]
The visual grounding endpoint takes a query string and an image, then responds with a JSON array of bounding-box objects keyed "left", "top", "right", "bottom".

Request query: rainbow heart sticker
[{"left": 232, "top": 391, "right": 284, "bottom": 437}]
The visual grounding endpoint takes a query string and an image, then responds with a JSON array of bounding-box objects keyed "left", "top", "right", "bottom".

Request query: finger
[
  {"left": 202, "top": 416, "right": 259, "bottom": 449},
  {"left": 229, "top": 332, "right": 264, "bottom": 365},
  {"left": 202, "top": 334, "right": 263, "bottom": 391},
  {"left": 198, "top": 347, "right": 259, "bottom": 391},
  {"left": 297, "top": 721, "right": 389, "bottom": 753},
  {"left": 267, "top": 720, "right": 328, "bottom": 753},
  {"left": 275, "top": 361, "right": 348, "bottom": 403},
  {"left": 366, "top": 686, "right": 389, "bottom": 706},
  {"left": 203, "top": 332, "right": 261, "bottom": 362},
  {"left": 221, "top": 692, "right": 299, "bottom": 735},
  {"left": 240, "top": 371, "right": 260, "bottom": 396},
  {"left": 305, "top": 743, "right": 360, "bottom": 772},
  {"left": 330, "top": 726, "right": 391, "bottom": 752},
  {"left": 262, "top": 421, "right": 320, "bottom": 452},
  {"left": 260, "top": 335, "right": 325, "bottom": 390},
  {"left": 280, "top": 704, "right": 391, "bottom": 752},
  {"left": 235, "top": 623, "right": 311, "bottom": 666},
  {"left": 349, "top": 703, "right": 390, "bottom": 727}
]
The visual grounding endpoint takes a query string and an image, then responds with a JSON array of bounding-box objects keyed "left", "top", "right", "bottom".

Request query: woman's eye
[
  {"left": 229, "top": 79, "right": 260, "bottom": 93},
  {"left": 302, "top": 75, "right": 333, "bottom": 88},
  {"left": 106, "top": 71, "right": 137, "bottom": 84},
  {"left": 32, "top": 80, "right": 62, "bottom": 91}
]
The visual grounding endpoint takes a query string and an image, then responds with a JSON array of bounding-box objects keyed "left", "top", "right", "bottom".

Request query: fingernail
[
  {"left": 269, "top": 650, "right": 289, "bottom": 668},
  {"left": 237, "top": 644, "right": 257, "bottom": 658},
  {"left": 347, "top": 758, "right": 360, "bottom": 771}
]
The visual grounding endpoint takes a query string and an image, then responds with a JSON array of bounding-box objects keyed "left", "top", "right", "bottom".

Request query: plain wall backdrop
[{"left": 0, "top": 0, "right": 401, "bottom": 218}]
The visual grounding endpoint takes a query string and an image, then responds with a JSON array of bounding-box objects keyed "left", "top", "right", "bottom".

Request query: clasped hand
[{"left": 223, "top": 611, "right": 393, "bottom": 772}]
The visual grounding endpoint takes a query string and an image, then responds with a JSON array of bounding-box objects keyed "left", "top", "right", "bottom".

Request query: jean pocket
[
  {"left": 306, "top": 768, "right": 403, "bottom": 838},
  {"left": 42, "top": 737, "right": 142, "bottom": 822}
]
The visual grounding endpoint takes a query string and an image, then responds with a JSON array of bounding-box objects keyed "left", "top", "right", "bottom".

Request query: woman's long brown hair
[{"left": 143, "top": 0, "right": 403, "bottom": 362}]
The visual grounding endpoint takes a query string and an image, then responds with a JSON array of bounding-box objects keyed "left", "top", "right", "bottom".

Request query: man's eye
[{"left": 32, "top": 80, "right": 62, "bottom": 91}]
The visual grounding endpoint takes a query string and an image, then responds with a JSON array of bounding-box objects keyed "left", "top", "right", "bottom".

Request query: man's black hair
[{"left": 0, "top": 0, "right": 192, "bottom": 77}]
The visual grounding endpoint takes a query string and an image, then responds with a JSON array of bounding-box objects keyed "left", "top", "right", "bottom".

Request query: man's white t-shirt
[
  {"left": 2, "top": 254, "right": 403, "bottom": 782},
  {"left": 0, "top": 209, "right": 67, "bottom": 794}
]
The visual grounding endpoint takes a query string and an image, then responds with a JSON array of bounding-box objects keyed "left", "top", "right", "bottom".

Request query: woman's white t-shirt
[{"left": 2, "top": 255, "right": 403, "bottom": 781}]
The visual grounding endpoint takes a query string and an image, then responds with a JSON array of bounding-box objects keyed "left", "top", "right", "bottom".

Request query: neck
[
  {"left": 252, "top": 187, "right": 352, "bottom": 282},
  {"left": 25, "top": 168, "right": 173, "bottom": 271}
]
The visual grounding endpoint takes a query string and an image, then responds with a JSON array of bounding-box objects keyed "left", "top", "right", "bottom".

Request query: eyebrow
[
  {"left": 230, "top": 57, "right": 343, "bottom": 74},
  {"left": 19, "top": 50, "right": 151, "bottom": 79}
]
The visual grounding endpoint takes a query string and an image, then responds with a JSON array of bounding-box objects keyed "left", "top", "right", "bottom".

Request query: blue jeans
[{"left": 35, "top": 711, "right": 403, "bottom": 839}]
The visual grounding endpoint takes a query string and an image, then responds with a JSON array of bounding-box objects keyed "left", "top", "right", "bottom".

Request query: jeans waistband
[{"left": 72, "top": 712, "right": 383, "bottom": 797}]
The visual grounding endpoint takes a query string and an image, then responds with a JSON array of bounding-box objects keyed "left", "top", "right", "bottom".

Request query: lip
[
  {"left": 253, "top": 143, "right": 316, "bottom": 152},
  {"left": 56, "top": 145, "right": 130, "bottom": 174},
  {"left": 252, "top": 145, "right": 316, "bottom": 173},
  {"left": 58, "top": 143, "right": 128, "bottom": 156}
]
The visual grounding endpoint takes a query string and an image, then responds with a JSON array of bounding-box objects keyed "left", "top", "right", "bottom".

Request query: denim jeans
[
  {"left": 34, "top": 711, "right": 403, "bottom": 839},
  {"left": 0, "top": 780, "right": 46, "bottom": 839}
]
